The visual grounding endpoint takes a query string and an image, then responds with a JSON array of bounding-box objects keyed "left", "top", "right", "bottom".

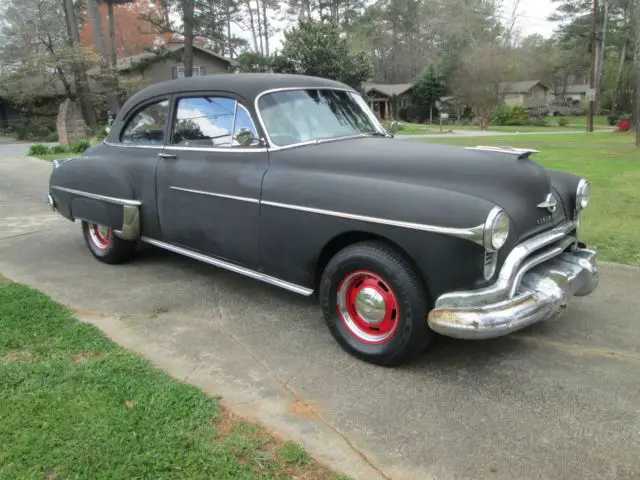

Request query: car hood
[{"left": 295, "top": 137, "right": 568, "bottom": 240}]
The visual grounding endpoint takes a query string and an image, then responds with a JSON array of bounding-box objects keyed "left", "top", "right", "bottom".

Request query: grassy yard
[
  {"left": 412, "top": 131, "right": 640, "bottom": 266},
  {"left": 0, "top": 278, "right": 347, "bottom": 480},
  {"left": 32, "top": 153, "right": 76, "bottom": 162}
]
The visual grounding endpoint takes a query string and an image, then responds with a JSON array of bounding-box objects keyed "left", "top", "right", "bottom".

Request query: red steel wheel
[
  {"left": 337, "top": 270, "right": 400, "bottom": 345},
  {"left": 88, "top": 223, "right": 112, "bottom": 251}
]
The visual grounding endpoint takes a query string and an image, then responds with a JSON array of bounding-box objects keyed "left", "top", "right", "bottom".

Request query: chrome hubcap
[{"left": 354, "top": 287, "right": 386, "bottom": 325}]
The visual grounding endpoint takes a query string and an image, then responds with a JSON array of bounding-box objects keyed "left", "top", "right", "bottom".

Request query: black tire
[
  {"left": 319, "top": 241, "right": 433, "bottom": 366},
  {"left": 81, "top": 221, "right": 137, "bottom": 265}
]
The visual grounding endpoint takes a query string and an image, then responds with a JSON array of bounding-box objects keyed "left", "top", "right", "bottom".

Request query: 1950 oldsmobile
[{"left": 47, "top": 73, "right": 599, "bottom": 366}]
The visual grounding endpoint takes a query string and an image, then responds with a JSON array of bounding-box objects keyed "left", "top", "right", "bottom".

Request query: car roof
[{"left": 122, "top": 73, "right": 354, "bottom": 109}]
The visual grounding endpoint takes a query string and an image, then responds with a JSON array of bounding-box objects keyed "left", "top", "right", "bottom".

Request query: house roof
[
  {"left": 566, "top": 84, "right": 590, "bottom": 94},
  {"left": 363, "top": 83, "right": 413, "bottom": 97},
  {"left": 500, "top": 80, "right": 548, "bottom": 94},
  {"left": 118, "top": 44, "right": 238, "bottom": 72}
]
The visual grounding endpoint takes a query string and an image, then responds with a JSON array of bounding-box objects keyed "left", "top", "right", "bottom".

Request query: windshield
[{"left": 257, "top": 88, "right": 386, "bottom": 147}]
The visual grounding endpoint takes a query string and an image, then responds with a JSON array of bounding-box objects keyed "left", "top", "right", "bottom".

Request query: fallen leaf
[{"left": 124, "top": 400, "right": 135, "bottom": 409}]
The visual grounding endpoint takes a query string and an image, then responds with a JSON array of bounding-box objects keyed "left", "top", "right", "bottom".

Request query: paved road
[{"left": 2, "top": 152, "right": 640, "bottom": 480}]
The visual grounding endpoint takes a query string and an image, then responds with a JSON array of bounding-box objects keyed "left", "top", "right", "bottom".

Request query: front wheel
[
  {"left": 82, "top": 221, "right": 137, "bottom": 264},
  {"left": 319, "top": 241, "right": 433, "bottom": 366}
]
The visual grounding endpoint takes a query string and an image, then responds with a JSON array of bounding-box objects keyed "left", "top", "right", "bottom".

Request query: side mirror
[{"left": 235, "top": 128, "right": 259, "bottom": 147}]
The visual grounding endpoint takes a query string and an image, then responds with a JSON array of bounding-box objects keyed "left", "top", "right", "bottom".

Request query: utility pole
[
  {"left": 635, "top": 0, "right": 640, "bottom": 146},
  {"left": 588, "top": 0, "right": 598, "bottom": 133}
]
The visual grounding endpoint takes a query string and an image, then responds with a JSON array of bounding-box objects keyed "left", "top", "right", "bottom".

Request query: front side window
[
  {"left": 171, "top": 96, "right": 259, "bottom": 148},
  {"left": 257, "top": 89, "right": 385, "bottom": 146},
  {"left": 121, "top": 100, "right": 169, "bottom": 145}
]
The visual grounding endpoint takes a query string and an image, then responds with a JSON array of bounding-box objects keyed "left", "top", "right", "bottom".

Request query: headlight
[
  {"left": 483, "top": 207, "right": 510, "bottom": 252},
  {"left": 576, "top": 179, "right": 590, "bottom": 210}
]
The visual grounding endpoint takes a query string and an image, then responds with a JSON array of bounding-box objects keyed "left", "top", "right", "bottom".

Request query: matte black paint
[{"left": 49, "top": 73, "right": 584, "bottom": 300}]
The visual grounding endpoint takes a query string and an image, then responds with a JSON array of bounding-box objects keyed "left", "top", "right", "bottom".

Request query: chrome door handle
[{"left": 158, "top": 153, "right": 177, "bottom": 159}]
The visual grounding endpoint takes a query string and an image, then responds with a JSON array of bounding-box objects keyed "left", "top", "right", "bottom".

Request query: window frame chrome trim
[
  {"left": 140, "top": 236, "right": 314, "bottom": 296},
  {"left": 261, "top": 200, "right": 486, "bottom": 245},
  {"left": 254, "top": 86, "right": 388, "bottom": 150},
  {"left": 169, "top": 186, "right": 260, "bottom": 204},
  {"left": 51, "top": 186, "right": 142, "bottom": 207}
]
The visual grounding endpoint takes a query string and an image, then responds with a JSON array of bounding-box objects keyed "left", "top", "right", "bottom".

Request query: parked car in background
[{"left": 47, "top": 73, "right": 599, "bottom": 366}]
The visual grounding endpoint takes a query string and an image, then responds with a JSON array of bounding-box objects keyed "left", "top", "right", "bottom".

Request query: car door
[{"left": 155, "top": 92, "right": 268, "bottom": 269}]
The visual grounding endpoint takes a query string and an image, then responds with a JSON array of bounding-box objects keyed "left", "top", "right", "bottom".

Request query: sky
[{"left": 505, "top": 0, "right": 558, "bottom": 39}]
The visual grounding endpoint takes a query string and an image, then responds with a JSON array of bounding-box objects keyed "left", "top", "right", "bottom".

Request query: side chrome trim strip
[
  {"left": 104, "top": 140, "right": 163, "bottom": 150},
  {"left": 169, "top": 186, "right": 260, "bottom": 204},
  {"left": 139, "top": 237, "right": 314, "bottom": 296},
  {"left": 51, "top": 186, "right": 142, "bottom": 207},
  {"left": 262, "top": 200, "right": 485, "bottom": 244},
  {"left": 164, "top": 145, "right": 268, "bottom": 153}
]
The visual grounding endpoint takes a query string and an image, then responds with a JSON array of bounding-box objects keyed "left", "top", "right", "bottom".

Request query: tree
[
  {"left": 0, "top": 0, "right": 98, "bottom": 128},
  {"left": 451, "top": 43, "right": 509, "bottom": 129},
  {"left": 86, "top": 0, "right": 121, "bottom": 112},
  {"left": 411, "top": 66, "right": 446, "bottom": 122},
  {"left": 277, "top": 19, "right": 372, "bottom": 88}
]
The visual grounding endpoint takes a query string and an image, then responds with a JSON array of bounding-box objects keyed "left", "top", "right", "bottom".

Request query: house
[
  {"left": 0, "top": 44, "right": 237, "bottom": 130},
  {"left": 363, "top": 83, "right": 414, "bottom": 120},
  {"left": 500, "top": 81, "right": 550, "bottom": 112},
  {"left": 117, "top": 44, "right": 239, "bottom": 84},
  {"left": 564, "top": 84, "right": 590, "bottom": 110}
]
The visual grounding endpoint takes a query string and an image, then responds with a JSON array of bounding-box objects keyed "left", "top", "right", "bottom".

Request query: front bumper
[{"left": 428, "top": 222, "right": 599, "bottom": 339}]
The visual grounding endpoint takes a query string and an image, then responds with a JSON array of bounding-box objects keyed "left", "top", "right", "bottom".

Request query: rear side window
[{"left": 121, "top": 100, "right": 169, "bottom": 145}]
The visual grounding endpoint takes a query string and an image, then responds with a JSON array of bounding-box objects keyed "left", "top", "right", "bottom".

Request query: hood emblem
[{"left": 537, "top": 193, "right": 557, "bottom": 214}]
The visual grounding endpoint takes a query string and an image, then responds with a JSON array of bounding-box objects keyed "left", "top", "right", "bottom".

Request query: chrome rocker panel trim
[
  {"left": 140, "top": 237, "right": 314, "bottom": 296},
  {"left": 428, "top": 247, "right": 599, "bottom": 340}
]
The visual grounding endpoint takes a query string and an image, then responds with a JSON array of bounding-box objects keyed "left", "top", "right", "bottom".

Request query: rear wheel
[
  {"left": 319, "top": 241, "right": 433, "bottom": 366},
  {"left": 82, "top": 221, "right": 137, "bottom": 264}
]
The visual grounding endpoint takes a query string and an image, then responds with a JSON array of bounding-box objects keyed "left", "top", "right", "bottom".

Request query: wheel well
[{"left": 313, "top": 231, "right": 423, "bottom": 291}]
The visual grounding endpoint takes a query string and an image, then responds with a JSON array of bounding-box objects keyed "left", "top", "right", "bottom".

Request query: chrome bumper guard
[{"left": 428, "top": 221, "right": 599, "bottom": 340}]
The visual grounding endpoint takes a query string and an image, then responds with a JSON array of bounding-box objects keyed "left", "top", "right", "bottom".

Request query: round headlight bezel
[
  {"left": 483, "top": 207, "right": 510, "bottom": 252},
  {"left": 576, "top": 178, "right": 590, "bottom": 210}
]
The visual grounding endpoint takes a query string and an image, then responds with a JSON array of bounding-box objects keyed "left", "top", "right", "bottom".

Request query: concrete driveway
[{"left": 2, "top": 152, "right": 639, "bottom": 480}]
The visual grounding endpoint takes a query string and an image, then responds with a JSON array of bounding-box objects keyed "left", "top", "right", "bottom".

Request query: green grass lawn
[
  {"left": 412, "top": 131, "right": 640, "bottom": 265},
  {"left": 394, "top": 119, "right": 613, "bottom": 135},
  {"left": 0, "top": 279, "right": 347, "bottom": 480},
  {"left": 32, "top": 153, "right": 76, "bottom": 162}
]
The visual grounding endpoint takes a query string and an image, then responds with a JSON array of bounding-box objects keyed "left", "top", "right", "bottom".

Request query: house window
[{"left": 175, "top": 66, "right": 206, "bottom": 78}]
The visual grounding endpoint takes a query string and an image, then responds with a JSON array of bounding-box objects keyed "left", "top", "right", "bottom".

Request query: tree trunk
[
  {"left": 182, "top": 0, "right": 195, "bottom": 77},
  {"left": 226, "top": 0, "right": 233, "bottom": 59},
  {"left": 63, "top": 0, "right": 97, "bottom": 129},
  {"left": 245, "top": 0, "right": 259, "bottom": 52},
  {"left": 614, "top": 38, "right": 628, "bottom": 113},
  {"left": 261, "top": 0, "right": 269, "bottom": 57},
  {"left": 595, "top": 0, "right": 608, "bottom": 114},
  {"left": 107, "top": 0, "right": 117, "bottom": 69},
  {"left": 255, "top": 0, "right": 264, "bottom": 55},
  {"left": 86, "top": 0, "right": 120, "bottom": 114}
]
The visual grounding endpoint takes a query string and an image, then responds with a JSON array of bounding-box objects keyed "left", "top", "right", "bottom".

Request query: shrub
[
  {"left": 607, "top": 115, "right": 620, "bottom": 126},
  {"left": 46, "top": 131, "right": 59, "bottom": 142},
  {"left": 14, "top": 122, "right": 55, "bottom": 141},
  {"left": 491, "top": 105, "right": 513, "bottom": 126},
  {"left": 69, "top": 139, "right": 91, "bottom": 153},
  {"left": 50, "top": 145, "right": 68, "bottom": 154},
  {"left": 397, "top": 106, "right": 411, "bottom": 122},
  {"left": 528, "top": 117, "right": 549, "bottom": 127},
  {"left": 557, "top": 117, "right": 569, "bottom": 127},
  {"left": 28, "top": 144, "right": 50, "bottom": 156},
  {"left": 505, "top": 118, "right": 527, "bottom": 126}
]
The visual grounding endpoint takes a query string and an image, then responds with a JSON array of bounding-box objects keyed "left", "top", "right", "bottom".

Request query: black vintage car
[{"left": 47, "top": 73, "right": 599, "bottom": 366}]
